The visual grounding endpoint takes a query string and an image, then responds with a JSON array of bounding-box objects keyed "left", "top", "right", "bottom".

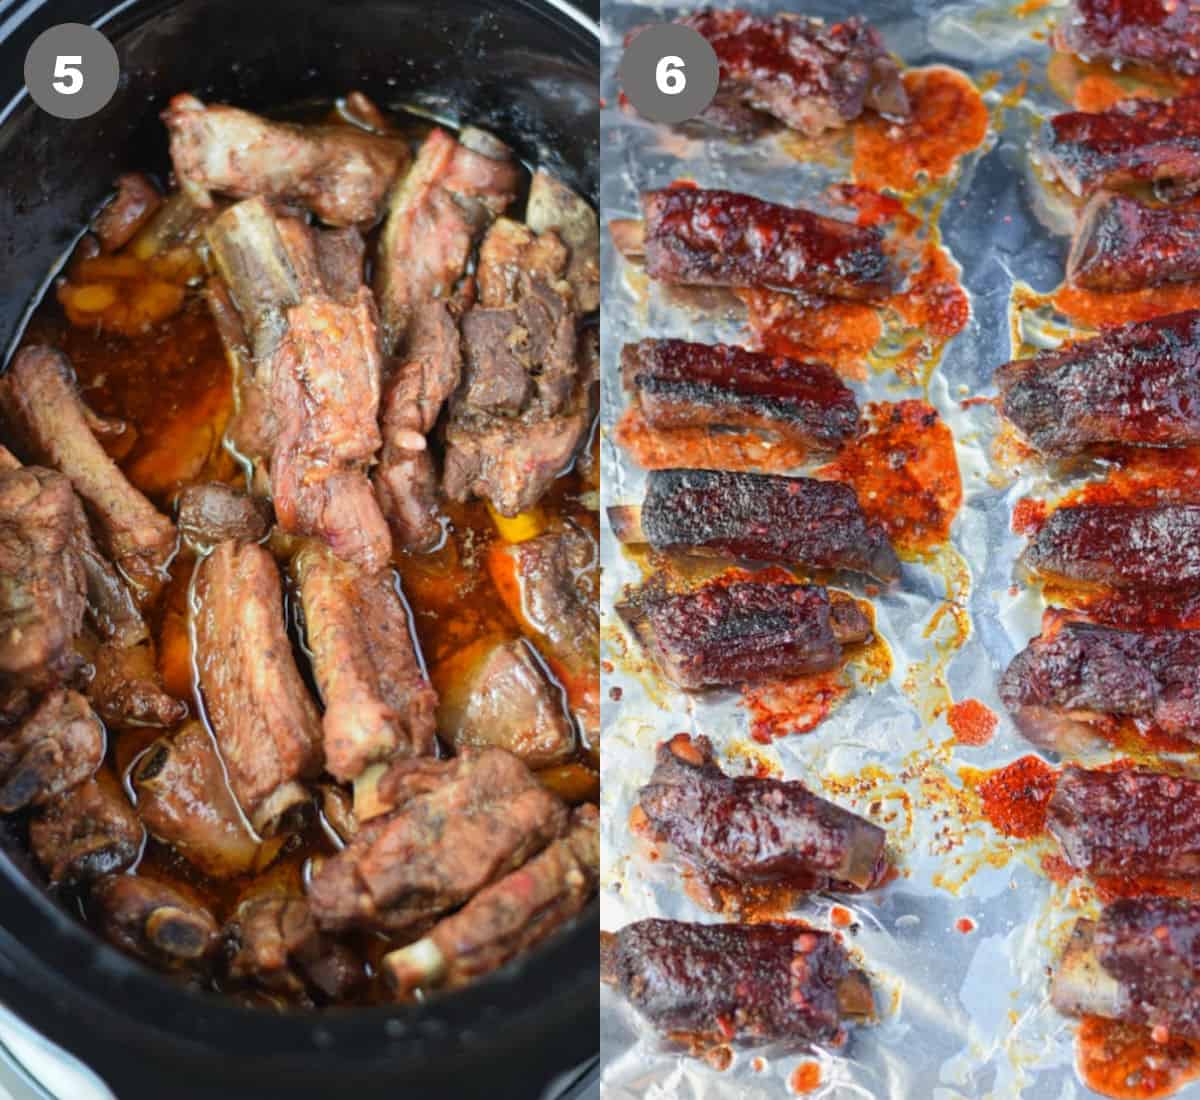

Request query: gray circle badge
[
  {"left": 24, "top": 23, "right": 119, "bottom": 120},
  {"left": 620, "top": 24, "right": 720, "bottom": 126}
]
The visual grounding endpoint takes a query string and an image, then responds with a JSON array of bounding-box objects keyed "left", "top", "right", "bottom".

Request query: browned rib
[
  {"left": 91, "top": 874, "right": 219, "bottom": 964},
  {"left": 1068, "top": 194, "right": 1200, "bottom": 291},
  {"left": 0, "top": 689, "right": 104, "bottom": 812},
  {"left": 1054, "top": 0, "right": 1200, "bottom": 76}
]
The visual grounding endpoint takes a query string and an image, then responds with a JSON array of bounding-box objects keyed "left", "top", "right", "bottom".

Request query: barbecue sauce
[
  {"left": 971, "top": 755, "right": 1059, "bottom": 838},
  {"left": 1077, "top": 1016, "right": 1200, "bottom": 1100},
  {"left": 947, "top": 700, "right": 998, "bottom": 747}
]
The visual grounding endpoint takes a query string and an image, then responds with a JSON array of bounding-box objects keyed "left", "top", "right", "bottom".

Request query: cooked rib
[
  {"left": 373, "top": 127, "right": 520, "bottom": 352},
  {"left": 1068, "top": 194, "right": 1200, "bottom": 291},
  {"left": 1001, "top": 618, "right": 1200, "bottom": 749},
  {"left": 600, "top": 919, "right": 874, "bottom": 1048},
  {"left": 620, "top": 581, "right": 871, "bottom": 691},
  {"left": 294, "top": 544, "right": 437, "bottom": 791},
  {"left": 91, "top": 874, "right": 218, "bottom": 964},
  {"left": 0, "top": 347, "right": 176, "bottom": 593},
  {"left": 87, "top": 639, "right": 187, "bottom": 728},
  {"left": 1039, "top": 94, "right": 1200, "bottom": 198},
  {"left": 609, "top": 468, "right": 900, "bottom": 582},
  {"left": 638, "top": 734, "right": 887, "bottom": 905},
  {"left": 1053, "top": 899, "right": 1200, "bottom": 1036},
  {"left": 437, "top": 638, "right": 576, "bottom": 769},
  {"left": 621, "top": 338, "right": 859, "bottom": 449},
  {"left": 476, "top": 216, "right": 572, "bottom": 311},
  {"left": 996, "top": 309, "right": 1200, "bottom": 455},
  {"left": 132, "top": 722, "right": 262, "bottom": 878},
  {"left": 669, "top": 10, "right": 909, "bottom": 136},
  {"left": 93, "top": 173, "right": 162, "bottom": 253},
  {"left": 1048, "top": 765, "right": 1200, "bottom": 880},
  {"left": 1054, "top": 0, "right": 1200, "bottom": 76},
  {"left": 29, "top": 769, "right": 143, "bottom": 886},
  {"left": 372, "top": 301, "right": 461, "bottom": 551},
  {"left": 177, "top": 482, "right": 272, "bottom": 547},
  {"left": 79, "top": 539, "right": 148, "bottom": 649},
  {"left": 162, "top": 93, "right": 409, "bottom": 227},
  {"left": 0, "top": 689, "right": 104, "bottom": 812},
  {"left": 306, "top": 749, "right": 567, "bottom": 934},
  {"left": 382, "top": 803, "right": 598, "bottom": 996},
  {"left": 635, "top": 187, "right": 896, "bottom": 301},
  {"left": 1023, "top": 504, "right": 1200, "bottom": 588},
  {"left": 525, "top": 170, "right": 600, "bottom": 312},
  {"left": 193, "top": 541, "right": 322, "bottom": 832}
]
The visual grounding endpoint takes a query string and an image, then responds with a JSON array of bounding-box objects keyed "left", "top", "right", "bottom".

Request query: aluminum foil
[{"left": 597, "top": 1, "right": 1187, "bottom": 1096}]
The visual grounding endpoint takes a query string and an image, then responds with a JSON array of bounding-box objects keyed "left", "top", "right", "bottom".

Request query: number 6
[
  {"left": 52, "top": 55, "right": 83, "bottom": 95},
  {"left": 656, "top": 55, "right": 686, "bottom": 96}
]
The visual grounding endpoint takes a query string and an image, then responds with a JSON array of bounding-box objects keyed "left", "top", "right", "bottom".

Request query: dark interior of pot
[{"left": 0, "top": 1, "right": 598, "bottom": 1097}]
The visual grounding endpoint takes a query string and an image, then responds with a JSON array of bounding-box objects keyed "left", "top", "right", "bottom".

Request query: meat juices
[
  {"left": 611, "top": 468, "right": 901, "bottom": 583},
  {"left": 192, "top": 541, "right": 323, "bottom": 832},
  {"left": 670, "top": 10, "right": 910, "bottom": 136},
  {"left": 600, "top": 919, "right": 874, "bottom": 1048},
  {"left": 1054, "top": 898, "right": 1200, "bottom": 1037},
  {"left": 620, "top": 581, "right": 872, "bottom": 690},
  {"left": 627, "top": 187, "right": 896, "bottom": 301},
  {"left": 0, "top": 690, "right": 104, "bottom": 813},
  {"left": 1048, "top": 765, "right": 1200, "bottom": 880},
  {"left": 996, "top": 309, "right": 1200, "bottom": 454},
  {"left": 636, "top": 734, "right": 888, "bottom": 906},
  {"left": 306, "top": 749, "right": 567, "bottom": 934},
  {"left": 1038, "top": 93, "right": 1200, "bottom": 198},
  {"left": 0, "top": 347, "right": 177, "bottom": 593},
  {"left": 621, "top": 338, "right": 860, "bottom": 448},
  {"left": 162, "top": 93, "right": 410, "bottom": 227},
  {"left": 1068, "top": 194, "right": 1200, "bottom": 292},
  {"left": 1001, "top": 619, "right": 1200, "bottom": 749},
  {"left": 294, "top": 544, "right": 437, "bottom": 790},
  {"left": 1054, "top": 0, "right": 1200, "bottom": 76},
  {"left": 1023, "top": 503, "right": 1200, "bottom": 588},
  {"left": 383, "top": 804, "right": 599, "bottom": 996}
]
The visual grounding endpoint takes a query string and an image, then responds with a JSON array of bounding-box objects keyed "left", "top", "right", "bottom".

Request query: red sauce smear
[
  {"left": 1077, "top": 1015, "right": 1200, "bottom": 1100},
  {"left": 1052, "top": 280, "right": 1200, "bottom": 329},
  {"left": 1012, "top": 497, "right": 1048, "bottom": 536},
  {"left": 956, "top": 916, "right": 977, "bottom": 933},
  {"left": 741, "top": 668, "right": 848, "bottom": 743},
  {"left": 852, "top": 67, "right": 989, "bottom": 193},
  {"left": 948, "top": 699, "right": 998, "bottom": 746},
  {"left": 830, "top": 905, "right": 853, "bottom": 928},
  {"left": 819, "top": 399, "right": 962, "bottom": 552},
  {"left": 790, "top": 1062, "right": 823, "bottom": 1094},
  {"left": 975, "top": 755, "right": 1059, "bottom": 838}
]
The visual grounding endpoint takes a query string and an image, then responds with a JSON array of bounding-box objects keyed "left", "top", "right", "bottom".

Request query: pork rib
[
  {"left": 1068, "top": 194, "right": 1200, "bottom": 292},
  {"left": 1054, "top": 0, "right": 1200, "bottom": 76}
]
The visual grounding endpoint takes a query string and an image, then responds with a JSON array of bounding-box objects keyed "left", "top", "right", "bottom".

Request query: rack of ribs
[
  {"left": 610, "top": 187, "right": 897, "bottom": 301},
  {"left": 609, "top": 468, "right": 900, "bottom": 582},
  {"left": 192, "top": 541, "right": 323, "bottom": 833},
  {"left": 1068, "top": 194, "right": 1200, "bottom": 291},
  {"left": 1001, "top": 617, "right": 1200, "bottom": 750},
  {"left": 1048, "top": 765, "right": 1200, "bottom": 881},
  {"left": 618, "top": 580, "right": 872, "bottom": 690},
  {"left": 382, "top": 804, "right": 599, "bottom": 996},
  {"left": 1023, "top": 503, "right": 1200, "bottom": 588},
  {"left": 1053, "top": 898, "right": 1200, "bottom": 1037},
  {"left": 600, "top": 918, "right": 875, "bottom": 1049},
  {"left": 1038, "top": 93, "right": 1200, "bottom": 198},
  {"left": 1054, "top": 0, "right": 1200, "bottom": 76},
  {"left": 638, "top": 735, "right": 887, "bottom": 907},
  {"left": 162, "top": 93, "right": 410, "bottom": 227},
  {"left": 996, "top": 309, "right": 1200, "bottom": 455},
  {"left": 662, "top": 10, "right": 910, "bottom": 136},
  {"left": 621, "top": 338, "right": 859, "bottom": 448}
]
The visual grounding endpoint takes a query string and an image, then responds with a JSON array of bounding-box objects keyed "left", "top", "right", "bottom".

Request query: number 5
[
  {"left": 52, "top": 55, "right": 83, "bottom": 95},
  {"left": 656, "top": 55, "right": 686, "bottom": 96}
]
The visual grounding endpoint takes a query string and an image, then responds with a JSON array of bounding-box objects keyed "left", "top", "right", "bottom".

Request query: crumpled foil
[{"left": 597, "top": 1, "right": 1180, "bottom": 1097}]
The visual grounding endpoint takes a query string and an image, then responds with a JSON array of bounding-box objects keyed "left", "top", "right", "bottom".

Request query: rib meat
[
  {"left": 162, "top": 93, "right": 409, "bottom": 227},
  {"left": 93, "top": 173, "right": 162, "bottom": 253},
  {"left": 672, "top": 10, "right": 910, "bottom": 136},
  {"left": 1038, "top": 93, "right": 1200, "bottom": 197},
  {"left": 620, "top": 581, "right": 871, "bottom": 691},
  {"left": 610, "top": 468, "right": 900, "bottom": 582},
  {"left": 638, "top": 734, "right": 887, "bottom": 906},
  {"left": 996, "top": 308, "right": 1200, "bottom": 455},
  {"left": 600, "top": 919, "right": 874, "bottom": 1048},
  {"left": 382, "top": 804, "right": 599, "bottom": 996},
  {"left": 1001, "top": 617, "right": 1200, "bottom": 749},
  {"left": 294, "top": 544, "right": 437, "bottom": 788},
  {"left": 1054, "top": 0, "right": 1200, "bottom": 76},
  {"left": 525, "top": 170, "right": 600, "bottom": 312},
  {"left": 1048, "top": 765, "right": 1200, "bottom": 880},
  {"left": 635, "top": 187, "right": 896, "bottom": 301},
  {"left": 177, "top": 482, "right": 272, "bottom": 547},
  {"left": 1068, "top": 194, "right": 1200, "bottom": 292},
  {"left": 621, "top": 338, "right": 859, "bottom": 448},
  {"left": 193, "top": 540, "right": 322, "bottom": 832},
  {"left": 0, "top": 689, "right": 104, "bottom": 812},
  {"left": 91, "top": 874, "right": 218, "bottom": 965},
  {"left": 87, "top": 639, "right": 187, "bottom": 729},
  {"left": 306, "top": 749, "right": 567, "bottom": 934},
  {"left": 1023, "top": 503, "right": 1200, "bottom": 588}
]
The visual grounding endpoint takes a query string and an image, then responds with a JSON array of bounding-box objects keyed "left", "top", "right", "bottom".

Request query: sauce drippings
[
  {"left": 947, "top": 699, "right": 998, "bottom": 746},
  {"left": 789, "top": 1061, "right": 823, "bottom": 1094},
  {"left": 973, "top": 755, "right": 1059, "bottom": 838},
  {"left": 1078, "top": 1015, "right": 1200, "bottom": 1100}
]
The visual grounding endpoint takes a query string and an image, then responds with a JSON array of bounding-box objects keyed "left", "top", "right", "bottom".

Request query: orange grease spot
[
  {"left": 790, "top": 1062, "right": 823, "bottom": 1094},
  {"left": 830, "top": 905, "right": 853, "bottom": 928},
  {"left": 974, "top": 755, "right": 1059, "bottom": 839},
  {"left": 955, "top": 916, "right": 976, "bottom": 934},
  {"left": 948, "top": 699, "right": 998, "bottom": 746},
  {"left": 1012, "top": 497, "right": 1048, "bottom": 536},
  {"left": 742, "top": 668, "right": 848, "bottom": 743},
  {"left": 1078, "top": 1016, "right": 1200, "bottom": 1100}
]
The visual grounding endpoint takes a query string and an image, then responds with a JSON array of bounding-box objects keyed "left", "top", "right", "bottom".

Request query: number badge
[
  {"left": 24, "top": 24, "right": 119, "bottom": 120},
  {"left": 619, "top": 24, "right": 719, "bottom": 126}
]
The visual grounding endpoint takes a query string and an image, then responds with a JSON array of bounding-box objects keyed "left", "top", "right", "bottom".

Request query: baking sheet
[{"left": 596, "top": 1, "right": 1186, "bottom": 1096}]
